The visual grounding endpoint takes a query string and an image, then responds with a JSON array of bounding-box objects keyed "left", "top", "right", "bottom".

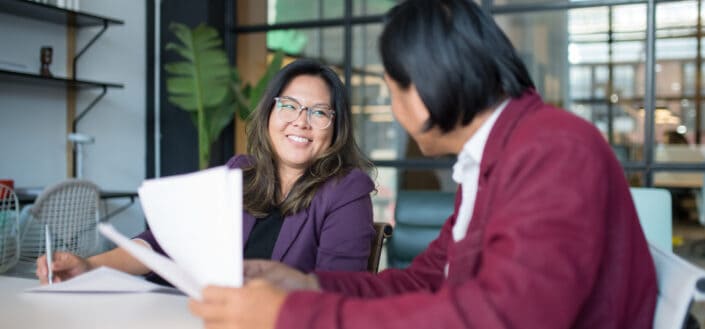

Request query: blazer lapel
[{"left": 271, "top": 209, "right": 308, "bottom": 261}]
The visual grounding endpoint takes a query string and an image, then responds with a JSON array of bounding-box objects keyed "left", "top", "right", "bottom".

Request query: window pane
[
  {"left": 654, "top": 1, "right": 705, "bottom": 169},
  {"left": 350, "top": 24, "right": 395, "bottom": 162},
  {"left": 353, "top": 0, "right": 397, "bottom": 16},
  {"left": 497, "top": 6, "right": 648, "bottom": 161},
  {"left": 266, "top": 27, "right": 343, "bottom": 64},
  {"left": 268, "top": 0, "right": 343, "bottom": 25}
]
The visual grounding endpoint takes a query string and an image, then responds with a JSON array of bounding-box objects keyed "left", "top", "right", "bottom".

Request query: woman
[
  {"left": 36, "top": 59, "right": 376, "bottom": 284},
  {"left": 188, "top": 1, "right": 656, "bottom": 329}
]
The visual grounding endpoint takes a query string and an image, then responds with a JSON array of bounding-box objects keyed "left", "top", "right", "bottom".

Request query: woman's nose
[{"left": 291, "top": 108, "right": 311, "bottom": 127}]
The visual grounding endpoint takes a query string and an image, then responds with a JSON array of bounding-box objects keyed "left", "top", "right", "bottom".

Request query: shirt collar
[{"left": 452, "top": 98, "right": 510, "bottom": 184}]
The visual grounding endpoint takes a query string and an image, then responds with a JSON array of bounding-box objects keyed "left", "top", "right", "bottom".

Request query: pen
[{"left": 45, "top": 224, "right": 53, "bottom": 285}]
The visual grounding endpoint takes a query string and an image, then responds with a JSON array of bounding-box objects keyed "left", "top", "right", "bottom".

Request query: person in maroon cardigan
[{"left": 189, "top": 1, "right": 657, "bottom": 328}]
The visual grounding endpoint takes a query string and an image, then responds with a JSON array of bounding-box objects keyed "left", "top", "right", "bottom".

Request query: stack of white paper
[{"left": 99, "top": 166, "right": 243, "bottom": 300}]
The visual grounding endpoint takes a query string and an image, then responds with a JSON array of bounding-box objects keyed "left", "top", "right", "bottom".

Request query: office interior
[{"left": 2, "top": 0, "right": 705, "bottom": 324}]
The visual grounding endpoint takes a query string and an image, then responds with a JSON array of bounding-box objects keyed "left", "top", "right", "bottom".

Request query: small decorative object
[
  {"left": 0, "top": 179, "right": 13, "bottom": 200},
  {"left": 40, "top": 46, "right": 52, "bottom": 77}
]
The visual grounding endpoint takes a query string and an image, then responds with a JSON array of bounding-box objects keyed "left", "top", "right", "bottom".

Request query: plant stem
[{"left": 198, "top": 108, "right": 209, "bottom": 169}]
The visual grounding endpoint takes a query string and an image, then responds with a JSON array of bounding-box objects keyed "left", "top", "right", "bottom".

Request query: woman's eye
[{"left": 311, "top": 110, "right": 328, "bottom": 117}]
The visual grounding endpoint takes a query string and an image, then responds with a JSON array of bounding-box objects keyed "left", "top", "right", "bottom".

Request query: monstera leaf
[
  {"left": 165, "top": 22, "right": 285, "bottom": 169},
  {"left": 165, "top": 22, "right": 230, "bottom": 169}
]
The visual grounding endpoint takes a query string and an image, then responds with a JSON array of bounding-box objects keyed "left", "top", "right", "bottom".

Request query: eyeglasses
[{"left": 274, "top": 96, "right": 335, "bottom": 130}]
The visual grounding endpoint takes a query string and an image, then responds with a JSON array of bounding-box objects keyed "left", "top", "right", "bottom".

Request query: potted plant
[{"left": 165, "top": 22, "right": 283, "bottom": 169}]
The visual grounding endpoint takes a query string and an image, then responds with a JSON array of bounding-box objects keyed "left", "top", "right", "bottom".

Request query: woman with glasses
[{"left": 35, "top": 59, "right": 376, "bottom": 284}]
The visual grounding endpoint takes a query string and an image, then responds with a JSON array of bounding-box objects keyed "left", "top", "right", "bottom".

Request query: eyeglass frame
[{"left": 273, "top": 96, "right": 336, "bottom": 130}]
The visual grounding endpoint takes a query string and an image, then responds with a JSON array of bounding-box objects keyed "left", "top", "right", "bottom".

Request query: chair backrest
[
  {"left": 650, "top": 243, "right": 705, "bottom": 329},
  {"left": 368, "top": 222, "right": 393, "bottom": 273},
  {"left": 0, "top": 183, "right": 20, "bottom": 273},
  {"left": 387, "top": 190, "right": 455, "bottom": 269},
  {"left": 630, "top": 187, "right": 672, "bottom": 252},
  {"left": 19, "top": 180, "right": 101, "bottom": 264}
]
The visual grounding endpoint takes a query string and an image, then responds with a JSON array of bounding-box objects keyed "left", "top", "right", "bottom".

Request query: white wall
[{"left": 0, "top": 1, "right": 147, "bottom": 238}]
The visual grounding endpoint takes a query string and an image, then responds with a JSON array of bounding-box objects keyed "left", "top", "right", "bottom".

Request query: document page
[
  {"left": 95, "top": 166, "right": 243, "bottom": 300},
  {"left": 98, "top": 224, "right": 203, "bottom": 299},
  {"left": 26, "top": 266, "right": 178, "bottom": 294},
  {"left": 137, "top": 166, "right": 243, "bottom": 288}
]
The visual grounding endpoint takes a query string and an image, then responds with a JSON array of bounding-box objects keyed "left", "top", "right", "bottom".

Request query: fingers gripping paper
[{"left": 99, "top": 166, "right": 242, "bottom": 300}]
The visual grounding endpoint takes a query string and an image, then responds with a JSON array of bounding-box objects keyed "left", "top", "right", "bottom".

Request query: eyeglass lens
[{"left": 276, "top": 97, "right": 334, "bottom": 129}]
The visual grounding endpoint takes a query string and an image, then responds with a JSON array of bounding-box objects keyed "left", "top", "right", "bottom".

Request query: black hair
[{"left": 379, "top": 0, "right": 535, "bottom": 133}]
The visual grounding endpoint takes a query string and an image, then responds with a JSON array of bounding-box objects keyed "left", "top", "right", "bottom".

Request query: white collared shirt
[{"left": 451, "top": 99, "right": 509, "bottom": 242}]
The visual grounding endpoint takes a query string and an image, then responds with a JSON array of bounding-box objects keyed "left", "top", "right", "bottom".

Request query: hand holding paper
[{"left": 99, "top": 166, "right": 243, "bottom": 300}]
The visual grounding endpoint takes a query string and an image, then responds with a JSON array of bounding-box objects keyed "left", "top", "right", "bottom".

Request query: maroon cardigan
[{"left": 276, "top": 90, "right": 657, "bottom": 329}]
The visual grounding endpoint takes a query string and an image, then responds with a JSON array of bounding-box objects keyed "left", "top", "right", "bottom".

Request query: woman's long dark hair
[{"left": 243, "top": 59, "right": 372, "bottom": 218}]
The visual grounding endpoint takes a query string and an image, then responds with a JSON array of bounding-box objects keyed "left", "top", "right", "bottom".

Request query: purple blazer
[{"left": 136, "top": 154, "right": 375, "bottom": 273}]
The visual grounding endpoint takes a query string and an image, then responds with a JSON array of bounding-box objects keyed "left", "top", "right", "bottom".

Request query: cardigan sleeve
[
  {"left": 314, "top": 200, "right": 457, "bottom": 296},
  {"left": 310, "top": 185, "right": 461, "bottom": 296}
]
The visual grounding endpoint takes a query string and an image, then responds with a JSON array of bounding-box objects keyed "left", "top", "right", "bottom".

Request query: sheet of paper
[
  {"left": 25, "top": 266, "right": 178, "bottom": 294},
  {"left": 98, "top": 223, "right": 203, "bottom": 299},
  {"left": 137, "top": 166, "right": 242, "bottom": 288}
]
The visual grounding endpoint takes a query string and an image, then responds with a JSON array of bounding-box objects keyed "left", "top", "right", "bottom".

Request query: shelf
[
  {"left": 0, "top": 69, "right": 123, "bottom": 89},
  {"left": 0, "top": 0, "right": 123, "bottom": 27}
]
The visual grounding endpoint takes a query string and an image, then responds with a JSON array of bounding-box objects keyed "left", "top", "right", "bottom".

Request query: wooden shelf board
[
  {"left": 0, "top": 0, "right": 123, "bottom": 27},
  {"left": 0, "top": 69, "right": 123, "bottom": 89}
]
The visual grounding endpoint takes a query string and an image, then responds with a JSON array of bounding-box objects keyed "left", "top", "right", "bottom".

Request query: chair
[
  {"left": 650, "top": 243, "right": 705, "bottom": 329},
  {"left": 630, "top": 188, "right": 673, "bottom": 251},
  {"left": 387, "top": 190, "right": 455, "bottom": 269},
  {"left": 689, "top": 175, "right": 705, "bottom": 255},
  {"left": 13, "top": 180, "right": 101, "bottom": 274},
  {"left": 367, "top": 222, "right": 393, "bottom": 273},
  {"left": 0, "top": 183, "right": 20, "bottom": 273}
]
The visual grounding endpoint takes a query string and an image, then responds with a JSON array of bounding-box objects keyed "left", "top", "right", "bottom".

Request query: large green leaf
[
  {"left": 165, "top": 23, "right": 229, "bottom": 111},
  {"left": 206, "top": 100, "right": 236, "bottom": 142},
  {"left": 165, "top": 22, "right": 287, "bottom": 169},
  {"left": 165, "top": 22, "right": 231, "bottom": 169}
]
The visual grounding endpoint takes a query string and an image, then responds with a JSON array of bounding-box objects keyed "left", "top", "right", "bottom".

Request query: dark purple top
[{"left": 136, "top": 154, "right": 375, "bottom": 273}]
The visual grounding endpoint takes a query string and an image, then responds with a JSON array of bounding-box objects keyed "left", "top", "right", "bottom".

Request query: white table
[{"left": 0, "top": 275, "right": 202, "bottom": 328}]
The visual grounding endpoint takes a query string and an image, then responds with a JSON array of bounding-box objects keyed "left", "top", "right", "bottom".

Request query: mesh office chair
[
  {"left": 16, "top": 180, "right": 101, "bottom": 272},
  {"left": 0, "top": 183, "right": 20, "bottom": 273}
]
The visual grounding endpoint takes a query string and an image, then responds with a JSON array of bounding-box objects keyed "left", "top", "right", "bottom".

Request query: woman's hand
[
  {"left": 244, "top": 260, "right": 320, "bottom": 292},
  {"left": 189, "top": 279, "right": 287, "bottom": 329},
  {"left": 36, "top": 251, "right": 92, "bottom": 285}
]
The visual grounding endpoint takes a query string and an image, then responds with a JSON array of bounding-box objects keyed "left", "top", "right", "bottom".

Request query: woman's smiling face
[{"left": 268, "top": 74, "right": 334, "bottom": 173}]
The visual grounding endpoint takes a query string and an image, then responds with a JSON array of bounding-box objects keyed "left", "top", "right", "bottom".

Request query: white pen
[{"left": 45, "top": 224, "right": 53, "bottom": 285}]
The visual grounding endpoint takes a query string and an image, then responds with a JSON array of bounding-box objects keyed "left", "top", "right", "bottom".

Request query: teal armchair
[{"left": 387, "top": 190, "right": 455, "bottom": 269}]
